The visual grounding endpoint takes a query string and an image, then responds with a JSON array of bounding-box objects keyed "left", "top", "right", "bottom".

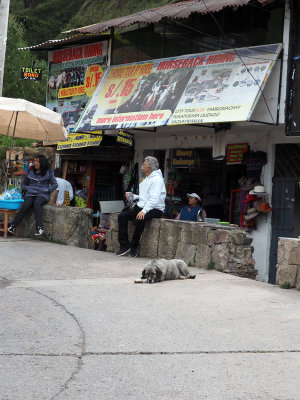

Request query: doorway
[{"left": 269, "top": 144, "right": 300, "bottom": 283}]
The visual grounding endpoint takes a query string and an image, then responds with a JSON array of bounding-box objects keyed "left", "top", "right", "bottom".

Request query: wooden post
[{"left": 62, "top": 160, "right": 68, "bottom": 179}]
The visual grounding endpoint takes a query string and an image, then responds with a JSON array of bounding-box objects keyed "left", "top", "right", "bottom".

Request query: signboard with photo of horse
[
  {"left": 75, "top": 43, "right": 282, "bottom": 132},
  {"left": 47, "top": 41, "right": 108, "bottom": 132}
]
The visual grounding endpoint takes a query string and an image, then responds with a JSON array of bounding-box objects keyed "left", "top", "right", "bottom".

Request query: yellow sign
[
  {"left": 58, "top": 85, "right": 85, "bottom": 98},
  {"left": 98, "top": 77, "right": 140, "bottom": 109},
  {"left": 84, "top": 65, "right": 104, "bottom": 97},
  {"left": 57, "top": 132, "right": 103, "bottom": 150}
]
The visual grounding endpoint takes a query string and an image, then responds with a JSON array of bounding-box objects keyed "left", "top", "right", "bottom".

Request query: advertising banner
[
  {"left": 47, "top": 41, "right": 108, "bottom": 132},
  {"left": 57, "top": 132, "right": 103, "bottom": 150},
  {"left": 171, "top": 148, "right": 196, "bottom": 167},
  {"left": 226, "top": 143, "right": 249, "bottom": 164},
  {"left": 116, "top": 130, "right": 134, "bottom": 146},
  {"left": 75, "top": 43, "right": 282, "bottom": 132}
]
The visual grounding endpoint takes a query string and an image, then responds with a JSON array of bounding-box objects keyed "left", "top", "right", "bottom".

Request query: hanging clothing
[{"left": 212, "top": 131, "right": 226, "bottom": 160}]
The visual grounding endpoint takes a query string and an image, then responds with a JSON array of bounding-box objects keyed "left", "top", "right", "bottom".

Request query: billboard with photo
[
  {"left": 75, "top": 43, "right": 282, "bottom": 132},
  {"left": 47, "top": 41, "right": 108, "bottom": 132}
]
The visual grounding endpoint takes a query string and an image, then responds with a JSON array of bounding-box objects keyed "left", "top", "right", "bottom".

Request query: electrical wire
[
  {"left": 131, "top": 0, "right": 283, "bottom": 123},
  {"left": 130, "top": 0, "right": 287, "bottom": 62},
  {"left": 199, "top": 0, "right": 275, "bottom": 123}
]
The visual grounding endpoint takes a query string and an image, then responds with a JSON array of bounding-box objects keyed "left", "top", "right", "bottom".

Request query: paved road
[{"left": 1, "top": 238, "right": 300, "bottom": 400}]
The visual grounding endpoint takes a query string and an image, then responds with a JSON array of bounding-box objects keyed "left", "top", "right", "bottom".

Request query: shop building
[
  {"left": 22, "top": 33, "right": 135, "bottom": 209},
  {"left": 24, "top": 0, "right": 300, "bottom": 283}
]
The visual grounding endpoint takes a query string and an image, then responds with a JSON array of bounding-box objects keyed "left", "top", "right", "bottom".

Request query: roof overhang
[
  {"left": 18, "top": 33, "right": 110, "bottom": 52},
  {"left": 74, "top": 43, "right": 282, "bottom": 133}
]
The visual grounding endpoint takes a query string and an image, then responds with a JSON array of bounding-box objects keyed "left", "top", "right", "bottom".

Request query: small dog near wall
[{"left": 138, "top": 259, "right": 196, "bottom": 283}]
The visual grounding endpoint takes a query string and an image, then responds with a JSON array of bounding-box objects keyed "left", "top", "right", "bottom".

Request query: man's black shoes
[
  {"left": 116, "top": 247, "right": 138, "bottom": 257},
  {"left": 116, "top": 247, "right": 130, "bottom": 256},
  {"left": 128, "top": 247, "right": 138, "bottom": 258}
]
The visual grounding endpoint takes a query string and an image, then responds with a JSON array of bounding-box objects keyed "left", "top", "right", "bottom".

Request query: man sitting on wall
[
  {"left": 176, "top": 193, "right": 206, "bottom": 222},
  {"left": 117, "top": 156, "right": 166, "bottom": 258},
  {"left": 54, "top": 168, "right": 74, "bottom": 206}
]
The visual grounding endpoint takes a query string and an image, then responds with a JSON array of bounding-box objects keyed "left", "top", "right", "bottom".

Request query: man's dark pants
[{"left": 118, "top": 204, "right": 163, "bottom": 249}]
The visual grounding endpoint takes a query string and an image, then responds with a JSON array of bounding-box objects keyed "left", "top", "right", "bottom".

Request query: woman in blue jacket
[{"left": 8, "top": 155, "right": 58, "bottom": 236}]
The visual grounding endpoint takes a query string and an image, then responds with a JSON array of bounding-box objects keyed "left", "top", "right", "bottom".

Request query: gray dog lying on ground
[{"left": 141, "top": 259, "right": 196, "bottom": 283}]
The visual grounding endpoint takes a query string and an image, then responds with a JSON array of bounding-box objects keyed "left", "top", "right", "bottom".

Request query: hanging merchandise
[
  {"left": 242, "top": 193, "right": 262, "bottom": 204},
  {"left": 257, "top": 202, "right": 272, "bottom": 213},
  {"left": 242, "top": 151, "right": 267, "bottom": 179},
  {"left": 126, "top": 162, "right": 139, "bottom": 194},
  {"left": 167, "top": 180, "right": 178, "bottom": 195},
  {"left": 244, "top": 208, "right": 259, "bottom": 221},
  {"left": 249, "top": 185, "right": 267, "bottom": 195}
]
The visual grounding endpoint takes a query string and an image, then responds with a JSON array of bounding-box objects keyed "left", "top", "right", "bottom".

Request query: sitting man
[
  {"left": 176, "top": 193, "right": 206, "bottom": 222},
  {"left": 117, "top": 156, "right": 166, "bottom": 258},
  {"left": 54, "top": 168, "right": 74, "bottom": 206}
]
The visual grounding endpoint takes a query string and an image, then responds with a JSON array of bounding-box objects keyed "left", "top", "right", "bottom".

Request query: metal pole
[
  {"left": 0, "top": 0, "right": 10, "bottom": 96},
  {"left": 5, "top": 110, "right": 17, "bottom": 188}
]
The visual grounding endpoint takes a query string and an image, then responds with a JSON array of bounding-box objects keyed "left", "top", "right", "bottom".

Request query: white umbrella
[{"left": 0, "top": 97, "right": 68, "bottom": 142}]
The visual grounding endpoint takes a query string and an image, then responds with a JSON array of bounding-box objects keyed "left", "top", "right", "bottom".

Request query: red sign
[{"left": 226, "top": 143, "right": 248, "bottom": 164}]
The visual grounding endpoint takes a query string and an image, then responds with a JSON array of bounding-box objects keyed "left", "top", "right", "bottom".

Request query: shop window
[
  {"left": 113, "top": 25, "right": 162, "bottom": 65},
  {"left": 112, "top": 2, "right": 284, "bottom": 64},
  {"left": 166, "top": 148, "right": 225, "bottom": 219},
  {"left": 274, "top": 144, "right": 300, "bottom": 177},
  {"left": 285, "top": 0, "right": 300, "bottom": 134},
  {"left": 94, "top": 167, "right": 117, "bottom": 201},
  {"left": 286, "top": 61, "right": 300, "bottom": 135}
]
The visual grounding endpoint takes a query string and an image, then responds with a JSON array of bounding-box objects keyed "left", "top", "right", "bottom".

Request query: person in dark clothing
[{"left": 8, "top": 155, "right": 58, "bottom": 236}]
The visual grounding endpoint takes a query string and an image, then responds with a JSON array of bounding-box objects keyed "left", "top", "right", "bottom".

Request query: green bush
[
  {"left": 280, "top": 282, "right": 291, "bottom": 289},
  {"left": 207, "top": 261, "right": 215, "bottom": 270}
]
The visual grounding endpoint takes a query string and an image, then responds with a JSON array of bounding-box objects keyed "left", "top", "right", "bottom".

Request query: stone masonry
[
  {"left": 276, "top": 237, "right": 300, "bottom": 288},
  {"left": 15, "top": 205, "right": 93, "bottom": 249},
  {"left": 106, "top": 215, "right": 257, "bottom": 279}
]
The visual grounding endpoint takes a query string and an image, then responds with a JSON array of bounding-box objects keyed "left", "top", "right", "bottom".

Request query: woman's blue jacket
[{"left": 21, "top": 168, "right": 58, "bottom": 202}]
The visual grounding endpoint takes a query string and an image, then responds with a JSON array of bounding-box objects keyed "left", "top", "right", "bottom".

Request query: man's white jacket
[{"left": 133, "top": 169, "right": 166, "bottom": 214}]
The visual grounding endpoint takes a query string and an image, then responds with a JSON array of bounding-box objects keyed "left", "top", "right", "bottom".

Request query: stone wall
[
  {"left": 106, "top": 215, "right": 257, "bottom": 279},
  {"left": 276, "top": 238, "right": 300, "bottom": 288},
  {"left": 16, "top": 205, "right": 93, "bottom": 249}
]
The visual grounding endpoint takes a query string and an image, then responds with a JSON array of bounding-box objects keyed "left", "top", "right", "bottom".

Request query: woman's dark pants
[
  {"left": 12, "top": 196, "right": 47, "bottom": 229},
  {"left": 118, "top": 204, "right": 163, "bottom": 249}
]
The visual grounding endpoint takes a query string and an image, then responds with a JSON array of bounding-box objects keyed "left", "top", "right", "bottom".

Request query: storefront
[
  {"left": 57, "top": 134, "right": 134, "bottom": 210},
  {"left": 43, "top": 35, "right": 137, "bottom": 212},
  {"left": 74, "top": 41, "right": 286, "bottom": 281}
]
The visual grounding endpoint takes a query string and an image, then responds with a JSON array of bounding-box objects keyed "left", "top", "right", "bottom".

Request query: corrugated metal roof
[
  {"left": 18, "top": 34, "right": 109, "bottom": 51},
  {"left": 64, "top": 0, "right": 274, "bottom": 35}
]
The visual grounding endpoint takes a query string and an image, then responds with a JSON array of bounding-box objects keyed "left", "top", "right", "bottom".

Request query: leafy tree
[
  {"left": 2, "top": 16, "right": 47, "bottom": 105},
  {"left": 1, "top": 16, "right": 43, "bottom": 149}
]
